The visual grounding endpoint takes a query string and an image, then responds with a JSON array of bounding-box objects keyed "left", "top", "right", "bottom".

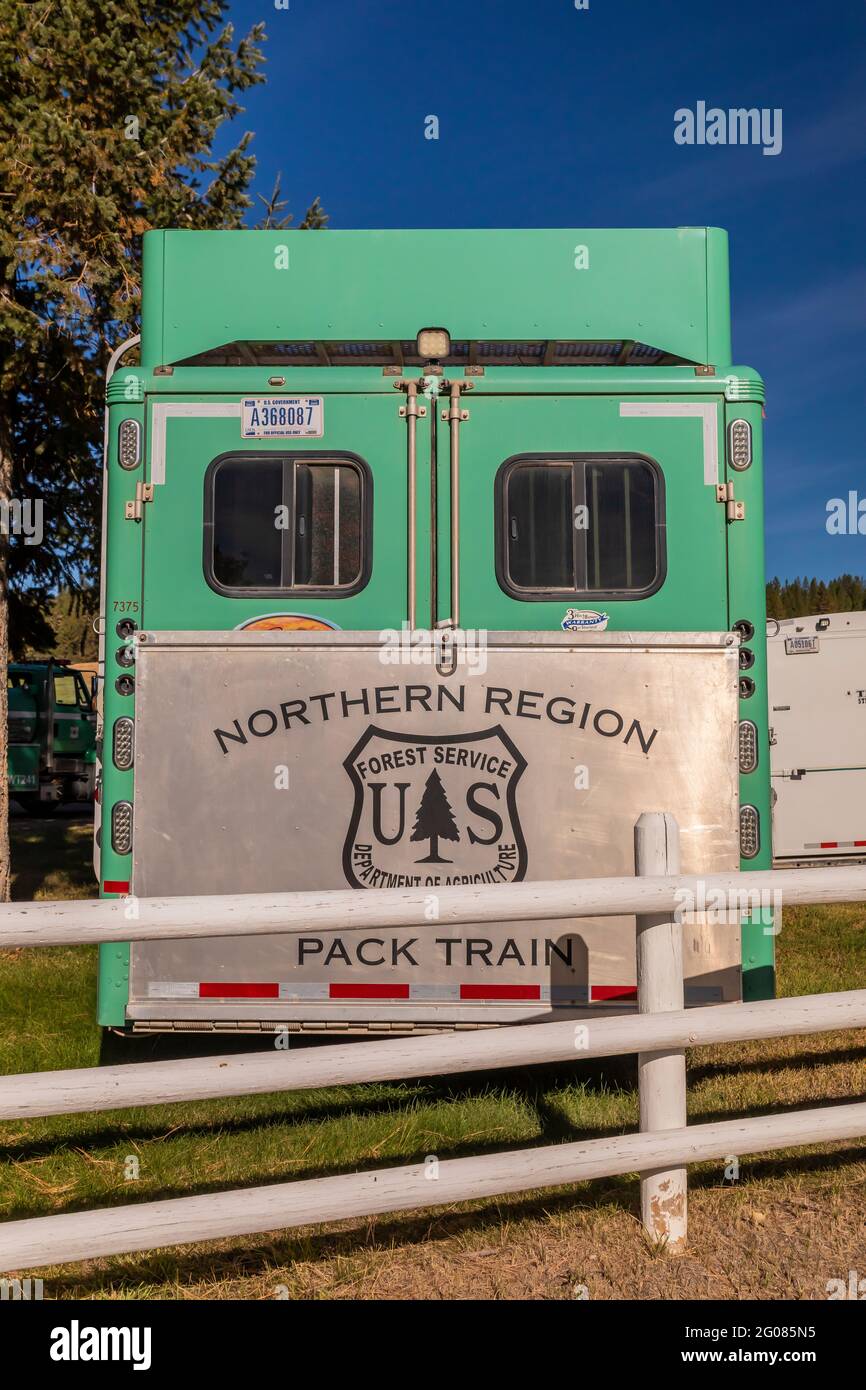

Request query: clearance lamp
[{"left": 416, "top": 327, "right": 451, "bottom": 362}]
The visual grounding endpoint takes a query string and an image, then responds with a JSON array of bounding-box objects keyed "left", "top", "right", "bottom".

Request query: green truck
[{"left": 7, "top": 661, "right": 97, "bottom": 814}]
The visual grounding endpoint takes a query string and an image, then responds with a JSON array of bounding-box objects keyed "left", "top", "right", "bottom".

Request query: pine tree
[
  {"left": 0, "top": 1, "right": 324, "bottom": 899},
  {"left": 766, "top": 577, "right": 783, "bottom": 619},
  {"left": 410, "top": 770, "right": 461, "bottom": 864},
  {"left": 24, "top": 591, "right": 99, "bottom": 661},
  {"left": 765, "top": 574, "right": 866, "bottom": 618},
  {"left": 256, "top": 176, "right": 329, "bottom": 231}
]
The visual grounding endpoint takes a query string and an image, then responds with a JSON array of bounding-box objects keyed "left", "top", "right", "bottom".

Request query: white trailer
[{"left": 767, "top": 610, "right": 866, "bottom": 864}]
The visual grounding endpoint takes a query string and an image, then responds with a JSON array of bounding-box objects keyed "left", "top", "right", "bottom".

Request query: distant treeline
[{"left": 766, "top": 574, "right": 866, "bottom": 618}]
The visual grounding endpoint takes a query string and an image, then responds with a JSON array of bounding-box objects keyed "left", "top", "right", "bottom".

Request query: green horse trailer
[{"left": 95, "top": 227, "right": 772, "bottom": 1037}]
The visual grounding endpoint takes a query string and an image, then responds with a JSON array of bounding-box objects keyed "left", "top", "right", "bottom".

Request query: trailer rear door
[
  {"left": 435, "top": 389, "right": 729, "bottom": 635},
  {"left": 140, "top": 392, "right": 404, "bottom": 634},
  {"left": 126, "top": 629, "right": 741, "bottom": 1030},
  {"left": 128, "top": 385, "right": 740, "bottom": 1031}
]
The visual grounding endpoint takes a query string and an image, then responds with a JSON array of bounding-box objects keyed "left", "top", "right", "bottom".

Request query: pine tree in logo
[{"left": 410, "top": 769, "right": 461, "bottom": 863}]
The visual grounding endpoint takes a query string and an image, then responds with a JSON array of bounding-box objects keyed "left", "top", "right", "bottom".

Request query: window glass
[
  {"left": 337, "top": 467, "right": 362, "bottom": 585},
  {"left": 585, "top": 460, "right": 657, "bottom": 591},
  {"left": 53, "top": 675, "right": 78, "bottom": 706},
  {"left": 208, "top": 456, "right": 366, "bottom": 593},
  {"left": 213, "top": 458, "right": 283, "bottom": 588},
  {"left": 73, "top": 672, "right": 93, "bottom": 709},
  {"left": 507, "top": 464, "right": 574, "bottom": 590},
  {"left": 502, "top": 455, "right": 661, "bottom": 597}
]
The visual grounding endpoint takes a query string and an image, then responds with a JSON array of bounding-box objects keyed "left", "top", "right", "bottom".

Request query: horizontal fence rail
[
  {"left": 2, "top": 988, "right": 866, "bottom": 1122},
  {"left": 2, "top": 1101, "right": 865, "bottom": 1274},
  {"left": 2, "top": 865, "right": 866, "bottom": 948},
  {"left": 2, "top": 813, "right": 865, "bottom": 1273}
]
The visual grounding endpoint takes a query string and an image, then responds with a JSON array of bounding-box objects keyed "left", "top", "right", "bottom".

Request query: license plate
[
  {"left": 785, "top": 635, "right": 819, "bottom": 654},
  {"left": 241, "top": 397, "right": 323, "bottom": 439}
]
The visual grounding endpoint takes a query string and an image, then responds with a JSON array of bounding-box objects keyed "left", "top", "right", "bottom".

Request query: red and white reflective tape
[
  {"left": 805, "top": 840, "right": 866, "bottom": 850},
  {"left": 146, "top": 980, "right": 723, "bottom": 1004},
  {"left": 148, "top": 981, "right": 586, "bottom": 1003},
  {"left": 590, "top": 984, "right": 637, "bottom": 1002}
]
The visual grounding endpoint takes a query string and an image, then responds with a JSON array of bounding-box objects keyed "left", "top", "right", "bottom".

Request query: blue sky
[{"left": 219, "top": 0, "right": 866, "bottom": 583}]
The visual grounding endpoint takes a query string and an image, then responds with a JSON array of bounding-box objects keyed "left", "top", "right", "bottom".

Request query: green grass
[{"left": 1, "top": 817, "right": 865, "bottom": 1299}]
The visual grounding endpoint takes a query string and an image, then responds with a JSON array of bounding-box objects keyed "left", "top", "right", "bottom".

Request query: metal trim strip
[{"left": 619, "top": 401, "right": 719, "bottom": 485}]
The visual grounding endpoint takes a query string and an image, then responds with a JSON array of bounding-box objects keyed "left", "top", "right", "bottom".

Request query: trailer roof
[{"left": 141, "top": 228, "right": 732, "bottom": 371}]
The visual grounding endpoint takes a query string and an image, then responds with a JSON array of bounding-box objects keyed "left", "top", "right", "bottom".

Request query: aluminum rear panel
[{"left": 127, "top": 630, "right": 741, "bottom": 1024}]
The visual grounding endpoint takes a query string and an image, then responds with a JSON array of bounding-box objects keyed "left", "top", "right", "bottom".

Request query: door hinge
[
  {"left": 125, "top": 482, "right": 154, "bottom": 522},
  {"left": 716, "top": 480, "right": 745, "bottom": 521}
]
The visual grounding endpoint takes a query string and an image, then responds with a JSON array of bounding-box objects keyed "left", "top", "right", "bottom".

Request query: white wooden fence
[{"left": 1, "top": 812, "right": 865, "bottom": 1272}]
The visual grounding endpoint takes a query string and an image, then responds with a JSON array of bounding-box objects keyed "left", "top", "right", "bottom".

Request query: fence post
[{"left": 634, "top": 811, "right": 687, "bottom": 1250}]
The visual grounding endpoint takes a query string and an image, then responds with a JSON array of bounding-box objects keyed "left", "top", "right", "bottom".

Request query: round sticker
[{"left": 237, "top": 614, "right": 341, "bottom": 632}]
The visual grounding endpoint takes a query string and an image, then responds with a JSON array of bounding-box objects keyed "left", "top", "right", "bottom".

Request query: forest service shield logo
[{"left": 342, "top": 726, "right": 528, "bottom": 889}]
